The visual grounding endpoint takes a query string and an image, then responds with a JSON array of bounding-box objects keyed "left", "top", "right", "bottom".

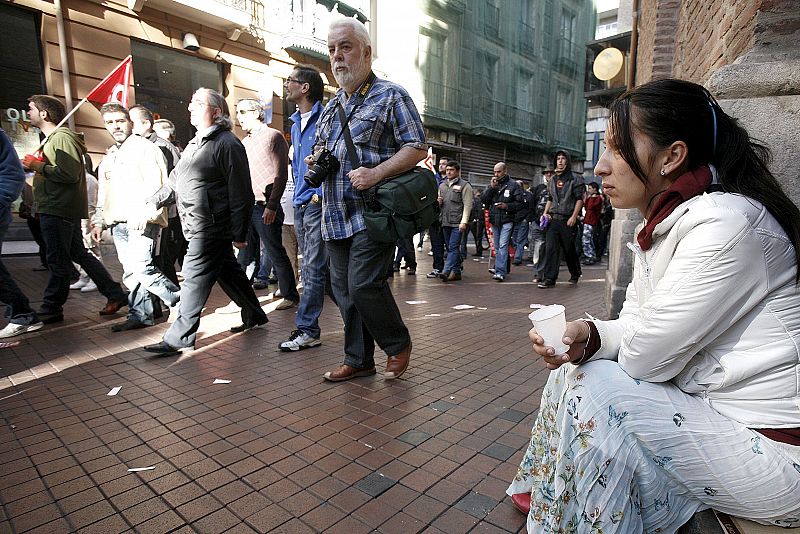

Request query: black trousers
[
  {"left": 163, "top": 237, "right": 266, "bottom": 348},
  {"left": 542, "top": 218, "right": 582, "bottom": 282}
]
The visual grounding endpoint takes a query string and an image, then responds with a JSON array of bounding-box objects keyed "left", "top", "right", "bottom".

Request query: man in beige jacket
[{"left": 92, "top": 103, "right": 180, "bottom": 331}]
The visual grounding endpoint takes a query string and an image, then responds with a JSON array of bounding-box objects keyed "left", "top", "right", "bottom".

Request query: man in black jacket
[
  {"left": 538, "top": 151, "right": 584, "bottom": 288},
  {"left": 144, "top": 88, "right": 267, "bottom": 355},
  {"left": 480, "top": 162, "right": 525, "bottom": 282}
]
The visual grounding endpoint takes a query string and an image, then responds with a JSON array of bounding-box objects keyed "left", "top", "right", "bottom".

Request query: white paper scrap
[
  {"left": 127, "top": 466, "right": 155, "bottom": 472},
  {"left": 406, "top": 300, "right": 428, "bottom": 305},
  {"left": 107, "top": 387, "right": 121, "bottom": 396},
  {"left": 452, "top": 304, "right": 475, "bottom": 310},
  {"left": 449, "top": 396, "right": 455, "bottom": 400},
  {"left": 424, "top": 313, "right": 441, "bottom": 317},
  {"left": 477, "top": 307, "right": 487, "bottom": 310},
  {"left": 212, "top": 379, "right": 231, "bottom": 384}
]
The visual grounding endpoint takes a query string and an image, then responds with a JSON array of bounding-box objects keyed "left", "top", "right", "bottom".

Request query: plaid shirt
[{"left": 315, "top": 78, "right": 426, "bottom": 240}]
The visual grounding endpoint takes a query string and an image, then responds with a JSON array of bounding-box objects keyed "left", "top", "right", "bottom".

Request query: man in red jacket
[{"left": 581, "top": 181, "right": 603, "bottom": 265}]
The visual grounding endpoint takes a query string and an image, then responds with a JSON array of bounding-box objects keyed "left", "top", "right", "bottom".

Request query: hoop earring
[{"left": 660, "top": 168, "right": 666, "bottom": 176}]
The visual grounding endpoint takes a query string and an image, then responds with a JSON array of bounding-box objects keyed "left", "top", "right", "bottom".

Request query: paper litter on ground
[
  {"left": 477, "top": 307, "right": 487, "bottom": 310},
  {"left": 405, "top": 300, "right": 428, "bottom": 305},
  {"left": 424, "top": 313, "right": 441, "bottom": 317},
  {"left": 107, "top": 387, "right": 121, "bottom": 396},
  {"left": 452, "top": 304, "right": 475, "bottom": 310},
  {"left": 127, "top": 466, "right": 156, "bottom": 472},
  {"left": 212, "top": 379, "right": 231, "bottom": 384}
]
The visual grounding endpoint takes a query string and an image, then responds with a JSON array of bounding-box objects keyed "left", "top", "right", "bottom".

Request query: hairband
[{"left": 707, "top": 100, "right": 718, "bottom": 155}]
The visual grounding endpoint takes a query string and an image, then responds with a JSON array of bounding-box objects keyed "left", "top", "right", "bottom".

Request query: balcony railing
[
  {"left": 423, "top": 80, "right": 462, "bottom": 121},
  {"left": 555, "top": 37, "right": 579, "bottom": 74},
  {"left": 472, "top": 97, "right": 545, "bottom": 141},
  {"left": 214, "top": 0, "right": 247, "bottom": 10},
  {"left": 519, "top": 21, "right": 535, "bottom": 55}
]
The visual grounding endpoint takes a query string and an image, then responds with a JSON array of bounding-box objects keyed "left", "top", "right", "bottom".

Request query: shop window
[
  {"left": 0, "top": 3, "right": 46, "bottom": 156},
  {"left": 131, "top": 40, "right": 224, "bottom": 149}
]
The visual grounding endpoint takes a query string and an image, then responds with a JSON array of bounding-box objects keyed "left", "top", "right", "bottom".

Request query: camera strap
[{"left": 333, "top": 70, "right": 377, "bottom": 170}]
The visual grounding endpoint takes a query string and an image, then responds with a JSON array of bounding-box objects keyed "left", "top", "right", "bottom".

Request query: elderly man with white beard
[{"left": 313, "top": 18, "right": 427, "bottom": 382}]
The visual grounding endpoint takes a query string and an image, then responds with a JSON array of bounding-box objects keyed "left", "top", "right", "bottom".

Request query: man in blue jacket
[
  {"left": 279, "top": 65, "right": 330, "bottom": 352},
  {"left": 0, "top": 130, "right": 43, "bottom": 338}
]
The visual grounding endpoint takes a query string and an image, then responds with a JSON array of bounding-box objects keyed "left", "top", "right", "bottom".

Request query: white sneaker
[
  {"left": 0, "top": 321, "right": 44, "bottom": 339},
  {"left": 215, "top": 301, "right": 241, "bottom": 314},
  {"left": 80, "top": 280, "right": 98, "bottom": 292},
  {"left": 69, "top": 276, "right": 88, "bottom": 290},
  {"left": 279, "top": 329, "right": 321, "bottom": 351}
]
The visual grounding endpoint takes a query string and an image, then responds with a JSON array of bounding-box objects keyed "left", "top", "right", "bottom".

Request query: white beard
[{"left": 333, "top": 55, "right": 368, "bottom": 92}]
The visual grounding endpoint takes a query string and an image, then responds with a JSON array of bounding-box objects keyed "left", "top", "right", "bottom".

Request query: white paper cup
[{"left": 528, "top": 304, "right": 569, "bottom": 354}]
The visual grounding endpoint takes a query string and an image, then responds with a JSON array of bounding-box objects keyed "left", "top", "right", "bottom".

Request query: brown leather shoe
[
  {"left": 99, "top": 298, "right": 128, "bottom": 316},
  {"left": 447, "top": 272, "right": 462, "bottom": 281},
  {"left": 385, "top": 342, "right": 411, "bottom": 380},
  {"left": 323, "top": 364, "right": 376, "bottom": 382}
]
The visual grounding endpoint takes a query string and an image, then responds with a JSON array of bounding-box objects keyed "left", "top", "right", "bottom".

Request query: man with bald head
[
  {"left": 315, "top": 18, "right": 427, "bottom": 382},
  {"left": 481, "top": 161, "right": 525, "bottom": 281}
]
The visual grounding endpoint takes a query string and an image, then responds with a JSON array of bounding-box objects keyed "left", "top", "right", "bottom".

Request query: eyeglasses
[{"left": 284, "top": 77, "right": 304, "bottom": 85}]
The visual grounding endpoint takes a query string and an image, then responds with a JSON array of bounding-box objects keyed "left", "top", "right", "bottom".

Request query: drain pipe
[
  {"left": 627, "top": 0, "right": 639, "bottom": 89},
  {"left": 54, "top": 0, "right": 75, "bottom": 129}
]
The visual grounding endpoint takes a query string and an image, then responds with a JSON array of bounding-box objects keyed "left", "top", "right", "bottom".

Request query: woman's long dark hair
[{"left": 608, "top": 78, "right": 800, "bottom": 282}]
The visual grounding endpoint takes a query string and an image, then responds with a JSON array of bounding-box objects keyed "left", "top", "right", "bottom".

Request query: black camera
[{"left": 304, "top": 148, "right": 339, "bottom": 188}]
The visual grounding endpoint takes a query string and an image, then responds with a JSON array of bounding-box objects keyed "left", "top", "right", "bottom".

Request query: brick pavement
[{"left": 0, "top": 245, "right": 608, "bottom": 533}]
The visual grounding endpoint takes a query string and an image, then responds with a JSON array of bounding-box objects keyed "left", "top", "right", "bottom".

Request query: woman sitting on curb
[{"left": 507, "top": 78, "right": 800, "bottom": 532}]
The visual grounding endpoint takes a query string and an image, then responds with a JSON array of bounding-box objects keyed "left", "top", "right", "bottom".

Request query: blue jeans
[
  {"left": 326, "top": 230, "right": 409, "bottom": 369},
  {"left": 442, "top": 226, "right": 464, "bottom": 274},
  {"left": 39, "top": 214, "right": 126, "bottom": 314},
  {"left": 512, "top": 219, "right": 529, "bottom": 263},
  {"left": 492, "top": 222, "right": 514, "bottom": 277},
  {"left": 111, "top": 223, "right": 180, "bottom": 324},
  {"left": 0, "top": 207, "right": 37, "bottom": 325},
  {"left": 294, "top": 203, "right": 328, "bottom": 338},
  {"left": 251, "top": 204, "right": 299, "bottom": 301}
]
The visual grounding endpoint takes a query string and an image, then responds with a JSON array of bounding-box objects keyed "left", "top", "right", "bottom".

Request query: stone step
[{"left": 679, "top": 511, "right": 788, "bottom": 534}]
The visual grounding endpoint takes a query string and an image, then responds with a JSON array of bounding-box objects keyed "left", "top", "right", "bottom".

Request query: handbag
[{"left": 337, "top": 99, "right": 438, "bottom": 243}]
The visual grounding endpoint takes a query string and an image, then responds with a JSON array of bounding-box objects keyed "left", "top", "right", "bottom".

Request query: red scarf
[{"left": 637, "top": 166, "right": 712, "bottom": 250}]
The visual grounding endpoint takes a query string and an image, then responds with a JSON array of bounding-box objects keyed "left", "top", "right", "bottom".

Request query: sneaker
[
  {"left": 275, "top": 298, "right": 299, "bottom": 311},
  {"left": 426, "top": 270, "right": 441, "bottom": 279},
  {"left": 0, "top": 321, "right": 44, "bottom": 338},
  {"left": 488, "top": 268, "right": 496, "bottom": 274},
  {"left": 492, "top": 274, "right": 504, "bottom": 282},
  {"left": 80, "top": 280, "right": 98, "bottom": 292},
  {"left": 568, "top": 276, "right": 580, "bottom": 284},
  {"left": 69, "top": 276, "right": 88, "bottom": 290},
  {"left": 538, "top": 279, "right": 556, "bottom": 288},
  {"left": 215, "top": 301, "right": 241, "bottom": 314},
  {"left": 279, "top": 329, "right": 321, "bottom": 352},
  {"left": 252, "top": 280, "right": 269, "bottom": 290}
]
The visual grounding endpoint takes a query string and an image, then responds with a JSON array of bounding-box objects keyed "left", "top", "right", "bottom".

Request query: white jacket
[{"left": 593, "top": 192, "right": 800, "bottom": 428}]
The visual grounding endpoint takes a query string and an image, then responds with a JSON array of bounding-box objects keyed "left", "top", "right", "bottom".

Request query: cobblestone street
[{"left": 0, "top": 246, "right": 608, "bottom": 533}]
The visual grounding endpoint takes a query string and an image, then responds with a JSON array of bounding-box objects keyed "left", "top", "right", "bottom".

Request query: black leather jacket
[{"left": 480, "top": 176, "right": 525, "bottom": 227}]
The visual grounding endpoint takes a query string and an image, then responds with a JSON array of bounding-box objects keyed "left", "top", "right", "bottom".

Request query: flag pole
[{"left": 33, "top": 55, "right": 132, "bottom": 153}]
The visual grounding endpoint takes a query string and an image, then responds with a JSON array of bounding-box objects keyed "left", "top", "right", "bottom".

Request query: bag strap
[{"left": 334, "top": 70, "right": 377, "bottom": 171}]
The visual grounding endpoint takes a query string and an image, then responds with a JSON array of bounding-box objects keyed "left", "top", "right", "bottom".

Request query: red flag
[
  {"left": 86, "top": 56, "right": 132, "bottom": 109},
  {"left": 418, "top": 146, "right": 435, "bottom": 171}
]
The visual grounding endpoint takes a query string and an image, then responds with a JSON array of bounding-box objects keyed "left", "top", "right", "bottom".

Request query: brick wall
[
  {"left": 636, "top": 0, "right": 760, "bottom": 85},
  {"left": 673, "top": 0, "right": 759, "bottom": 83}
]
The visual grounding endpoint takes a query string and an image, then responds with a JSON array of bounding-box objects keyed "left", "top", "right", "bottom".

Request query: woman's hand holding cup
[{"left": 528, "top": 305, "right": 591, "bottom": 370}]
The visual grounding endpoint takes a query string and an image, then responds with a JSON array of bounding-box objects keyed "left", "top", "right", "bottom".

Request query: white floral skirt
[{"left": 507, "top": 360, "right": 800, "bottom": 533}]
